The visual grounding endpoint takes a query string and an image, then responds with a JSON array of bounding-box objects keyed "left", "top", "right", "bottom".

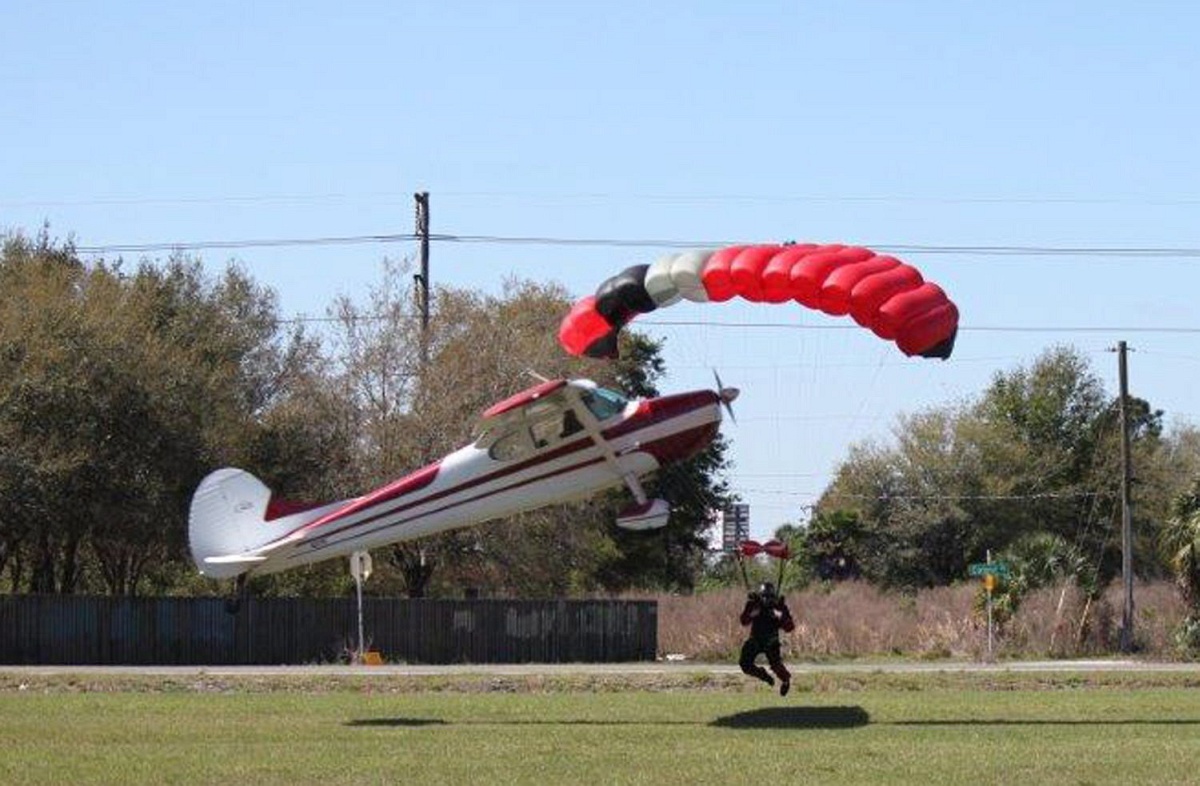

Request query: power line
[
  {"left": 739, "top": 488, "right": 1112, "bottom": 501},
  {"left": 69, "top": 232, "right": 1200, "bottom": 258},
  {"left": 438, "top": 190, "right": 1200, "bottom": 207},
  {"left": 11, "top": 189, "right": 1200, "bottom": 208},
  {"left": 278, "top": 311, "right": 1200, "bottom": 335},
  {"left": 642, "top": 319, "right": 1200, "bottom": 335},
  {"left": 441, "top": 235, "right": 1200, "bottom": 258},
  {"left": 75, "top": 233, "right": 417, "bottom": 254}
]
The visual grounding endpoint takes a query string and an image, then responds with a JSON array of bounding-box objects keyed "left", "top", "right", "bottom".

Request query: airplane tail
[{"left": 188, "top": 468, "right": 343, "bottom": 579}]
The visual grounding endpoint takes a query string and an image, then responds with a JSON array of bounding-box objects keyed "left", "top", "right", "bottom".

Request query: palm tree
[
  {"left": 1001, "top": 532, "right": 1096, "bottom": 652},
  {"left": 1161, "top": 480, "right": 1200, "bottom": 611}
]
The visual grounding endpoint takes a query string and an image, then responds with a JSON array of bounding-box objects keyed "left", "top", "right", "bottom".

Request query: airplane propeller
[{"left": 712, "top": 369, "right": 739, "bottom": 425}]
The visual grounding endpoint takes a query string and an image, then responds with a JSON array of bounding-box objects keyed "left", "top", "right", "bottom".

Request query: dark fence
[{"left": 0, "top": 595, "right": 657, "bottom": 665}]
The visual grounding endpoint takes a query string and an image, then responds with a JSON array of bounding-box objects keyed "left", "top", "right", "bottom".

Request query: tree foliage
[
  {"left": 0, "top": 232, "right": 346, "bottom": 595},
  {"left": 814, "top": 346, "right": 1191, "bottom": 593}
]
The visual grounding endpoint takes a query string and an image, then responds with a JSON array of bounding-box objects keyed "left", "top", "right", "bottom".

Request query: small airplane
[{"left": 189, "top": 376, "right": 738, "bottom": 588}]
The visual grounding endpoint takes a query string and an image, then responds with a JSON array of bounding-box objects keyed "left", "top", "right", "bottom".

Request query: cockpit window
[
  {"left": 488, "top": 428, "right": 534, "bottom": 461},
  {"left": 580, "top": 387, "right": 628, "bottom": 422},
  {"left": 486, "top": 409, "right": 583, "bottom": 462}
]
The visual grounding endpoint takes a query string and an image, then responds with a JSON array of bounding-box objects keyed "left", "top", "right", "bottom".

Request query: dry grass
[{"left": 651, "top": 580, "right": 1188, "bottom": 661}]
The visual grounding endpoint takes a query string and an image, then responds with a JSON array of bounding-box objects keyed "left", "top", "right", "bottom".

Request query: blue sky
[{"left": 4, "top": 1, "right": 1199, "bottom": 538}]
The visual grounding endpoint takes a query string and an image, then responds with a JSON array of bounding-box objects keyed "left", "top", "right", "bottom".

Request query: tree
[
  {"left": 1161, "top": 477, "right": 1200, "bottom": 653},
  {"left": 800, "top": 510, "right": 866, "bottom": 582},
  {"left": 0, "top": 231, "right": 343, "bottom": 595},
  {"left": 816, "top": 346, "right": 1182, "bottom": 596}
]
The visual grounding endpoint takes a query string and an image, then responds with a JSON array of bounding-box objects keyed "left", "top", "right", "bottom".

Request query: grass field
[{"left": 3, "top": 672, "right": 1200, "bottom": 785}]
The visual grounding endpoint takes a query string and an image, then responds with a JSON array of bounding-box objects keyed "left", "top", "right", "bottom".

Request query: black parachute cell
[{"left": 594, "top": 265, "right": 657, "bottom": 328}]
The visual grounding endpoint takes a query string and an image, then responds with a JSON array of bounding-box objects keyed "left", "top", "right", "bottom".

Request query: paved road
[{"left": 5, "top": 659, "right": 1200, "bottom": 678}]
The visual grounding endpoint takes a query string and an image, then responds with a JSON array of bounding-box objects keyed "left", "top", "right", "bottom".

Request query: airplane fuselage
[{"left": 246, "top": 387, "right": 722, "bottom": 576}]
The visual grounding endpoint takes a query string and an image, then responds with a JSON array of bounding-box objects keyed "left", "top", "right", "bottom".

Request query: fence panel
[{"left": 0, "top": 595, "right": 657, "bottom": 665}]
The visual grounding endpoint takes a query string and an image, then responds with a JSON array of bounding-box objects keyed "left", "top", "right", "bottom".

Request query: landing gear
[{"left": 224, "top": 574, "right": 248, "bottom": 615}]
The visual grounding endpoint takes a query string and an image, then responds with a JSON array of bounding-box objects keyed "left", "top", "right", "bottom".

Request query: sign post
[
  {"left": 967, "top": 552, "right": 1010, "bottom": 662},
  {"left": 350, "top": 551, "right": 373, "bottom": 664}
]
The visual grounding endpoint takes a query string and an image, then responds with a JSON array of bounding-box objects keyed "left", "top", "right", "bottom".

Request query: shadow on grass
[
  {"left": 710, "top": 706, "right": 871, "bottom": 730},
  {"left": 345, "top": 711, "right": 1200, "bottom": 731},
  {"left": 346, "top": 717, "right": 695, "bottom": 728},
  {"left": 345, "top": 706, "right": 871, "bottom": 731},
  {"left": 346, "top": 718, "right": 449, "bottom": 727}
]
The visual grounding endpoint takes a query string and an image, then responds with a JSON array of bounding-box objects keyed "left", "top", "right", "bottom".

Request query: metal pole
[
  {"left": 355, "top": 561, "right": 364, "bottom": 664},
  {"left": 986, "top": 549, "right": 994, "bottom": 662},
  {"left": 1117, "top": 340, "right": 1135, "bottom": 652}
]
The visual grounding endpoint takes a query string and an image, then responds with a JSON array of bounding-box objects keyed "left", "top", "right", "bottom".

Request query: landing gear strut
[{"left": 224, "top": 574, "right": 248, "bottom": 615}]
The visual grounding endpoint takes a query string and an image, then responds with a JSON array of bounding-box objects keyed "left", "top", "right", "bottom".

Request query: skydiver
[{"left": 738, "top": 581, "right": 795, "bottom": 696}]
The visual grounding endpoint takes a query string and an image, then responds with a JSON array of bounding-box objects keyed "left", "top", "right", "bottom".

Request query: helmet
[{"left": 759, "top": 582, "right": 777, "bottom": 599}]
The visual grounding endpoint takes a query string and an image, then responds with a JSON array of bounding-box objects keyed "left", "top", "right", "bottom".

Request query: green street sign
[{"left": 968, "top": 562, "right": 1011, "bottom": 578}]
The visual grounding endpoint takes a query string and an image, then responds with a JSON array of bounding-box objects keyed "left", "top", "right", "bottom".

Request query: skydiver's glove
[{"left": 747, "top": 592, "right": 760, "bottom": 602}]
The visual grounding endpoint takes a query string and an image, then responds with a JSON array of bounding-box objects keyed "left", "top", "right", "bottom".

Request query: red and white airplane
[{"left": 189, "top": 377, "right": 737, "bottom": 581}]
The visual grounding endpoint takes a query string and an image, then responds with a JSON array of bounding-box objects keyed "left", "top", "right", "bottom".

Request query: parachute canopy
[{"left": 559, "top": 243, "right": 959, "bottom": 360}]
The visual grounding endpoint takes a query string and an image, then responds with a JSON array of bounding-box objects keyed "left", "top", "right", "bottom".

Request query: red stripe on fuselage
[
  {"left": 289, "top": 453, "right": 610, "bottom": 559},
  {"left": 299, "top": 433, "right": 597, "bottom": 544},
  {"left": 294, "top": 462, "right": 441, "bottom": 536}
]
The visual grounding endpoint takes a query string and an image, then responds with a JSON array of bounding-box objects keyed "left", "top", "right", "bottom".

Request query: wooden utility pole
[
  {"left": 414, "top": 191, "right": 431, "bottom": 356},
  {"left": 1116, "top": 340, "right": 1135, "bottom": 652},
  {"left": 407, "top": 191, "right": 434, "bottom": 593}
]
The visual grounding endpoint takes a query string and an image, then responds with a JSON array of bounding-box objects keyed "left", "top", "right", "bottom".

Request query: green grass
[{"left": 3, "top": 674, "right": 1200, "bottom": 785}]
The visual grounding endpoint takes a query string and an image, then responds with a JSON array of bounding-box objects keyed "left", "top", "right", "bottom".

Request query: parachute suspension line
[{"left": 839, "top": 346, "right": 890, "bottom": 463}]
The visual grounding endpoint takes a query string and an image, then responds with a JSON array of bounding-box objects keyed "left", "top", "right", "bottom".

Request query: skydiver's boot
[{"left": 767, "top": 648, "right": 791, "bottom": 696}]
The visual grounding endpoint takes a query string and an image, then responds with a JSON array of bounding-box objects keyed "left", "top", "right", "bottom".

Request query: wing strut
[{"left": 564, "top": 389, "right": 671, "bottom": 531}]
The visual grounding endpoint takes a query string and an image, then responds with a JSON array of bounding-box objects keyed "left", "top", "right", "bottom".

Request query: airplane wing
[
  {"left": 474, "top": 378, "right": 571, "bottom": 437},
  {"left": 202, "top": 554, "right": 269, "bottom": 565}
]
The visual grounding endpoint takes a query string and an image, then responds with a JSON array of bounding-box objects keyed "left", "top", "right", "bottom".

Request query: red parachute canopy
[
  {"left": 558, "top": 243, "right": 958, "bottom": 360},
  {"left": 739, "top": 539, "right": 791, "bottom": 560},
  {"left": 762, "top": 539, "right": 791, "bottom": 560},
  {"left": 738, "top": 539, "right": 764, "bottom": 557}
]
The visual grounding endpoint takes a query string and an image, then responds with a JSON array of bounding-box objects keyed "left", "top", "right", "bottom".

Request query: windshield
[{"left": 580, "top": 387, "right": 628, "bottom": 422}]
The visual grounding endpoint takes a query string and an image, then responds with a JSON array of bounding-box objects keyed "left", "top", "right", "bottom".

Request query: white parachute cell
[
  {"left": 644, "top": 254, "right": 684, "bottom": 306},
  {"left": 669, "top": 250, "right": 713, "bottom": 302}
]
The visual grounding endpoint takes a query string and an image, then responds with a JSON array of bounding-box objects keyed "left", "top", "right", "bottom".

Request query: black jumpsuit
[{"left": 739, "top": 595, "right": 794, "bottom": 685}]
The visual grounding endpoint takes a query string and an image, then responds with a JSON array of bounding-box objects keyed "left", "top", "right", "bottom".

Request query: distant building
[{"left": 713, "top": 503, "right": 750, "bottom": 555}]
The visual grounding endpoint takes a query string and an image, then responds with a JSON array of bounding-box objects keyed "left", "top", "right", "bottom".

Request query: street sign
[
  {"left": 350, "top": 551, "right": 373, "bottom": 581},
  {"left": 968, "top": 561, "right": 1011, "bottom": 578}
]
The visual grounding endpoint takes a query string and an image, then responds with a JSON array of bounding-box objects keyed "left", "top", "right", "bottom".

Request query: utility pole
[
  {"left": 1115, "top": 340, "right": 1135, "bottom": 653},
  {"left": 414, "top": 191, "right": 431, "bottom": 361},
  {"left": 410, "top": 191, "right": 433, "bottom": 589}
]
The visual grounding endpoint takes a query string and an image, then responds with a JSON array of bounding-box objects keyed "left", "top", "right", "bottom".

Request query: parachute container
[{"left": 559, "top": 243, "right": 959, "bottom": 360}]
